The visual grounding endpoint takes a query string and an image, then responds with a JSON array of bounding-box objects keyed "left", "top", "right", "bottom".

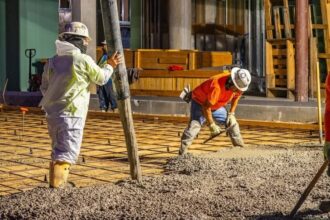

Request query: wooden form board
[
  {"left": 134, "top": 49, "right": 195, "bottom": 70},
  {"left": 129, "top": 69, "right": 230, "bottom": 96},
  {"left": 96, "top": 48, "right": 232, "bottom": 97},
  {"left": 129, "top": 50, "right": 232, "bottom": 96},
  {"left": 134, "top": 49, "right": 232, "bottom": 71}
]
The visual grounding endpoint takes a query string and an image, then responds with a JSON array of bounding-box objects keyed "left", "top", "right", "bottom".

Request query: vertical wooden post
[
  {"left": 100, "top": 0, "right": 142, "bottom": 182},
  {"left": 264, "top": 0, "right": 274, "bottom": 40},
  {"left": 316, "top": 61, "right": 324, "bottom": 144},
  {"left": 266, "top": 41, "right": 275, "bottom": 97},
  {"left": 286, "top": 40, "right": 295, "bottom": 99},
  {"left": 295, "top": 0, "right": 309, "bottom": 102},
  {"left": 283, "top": 0, "right": 292, "bottom": 38}
]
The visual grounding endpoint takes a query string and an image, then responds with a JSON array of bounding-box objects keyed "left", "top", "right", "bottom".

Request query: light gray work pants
[
  {"left": 179, "top": 100, "right": 244, "bottom": 155},
  {"left": 46, "top": 116, "right": 85, "bottom": 164}
]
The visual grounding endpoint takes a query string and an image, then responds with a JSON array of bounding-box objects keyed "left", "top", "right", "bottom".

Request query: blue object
[{"left": 190, "top": 100, "right": 227, "bottom": 125}]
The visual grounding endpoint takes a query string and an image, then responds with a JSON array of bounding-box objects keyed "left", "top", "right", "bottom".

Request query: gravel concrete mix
[{"left": 1, "top": 144, "right": 330, "bottom": 220}]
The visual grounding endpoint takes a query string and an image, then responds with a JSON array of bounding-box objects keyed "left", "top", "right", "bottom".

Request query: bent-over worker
[{"left": 179, "top": 67, "right": 251, "bottom": 155}]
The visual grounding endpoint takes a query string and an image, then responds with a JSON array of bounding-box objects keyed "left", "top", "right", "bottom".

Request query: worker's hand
[
  {"left": 323, "top": 141, "right": 330, "bottom": 160},
  {"left": 226, "top": 112, "right": 237, "bottom": 127},
  {"left": 209, "top": 122, "right": 221, "bottom": 136},
  {"left": 108, "top": 51, "right": 124, "bottom": 68}
]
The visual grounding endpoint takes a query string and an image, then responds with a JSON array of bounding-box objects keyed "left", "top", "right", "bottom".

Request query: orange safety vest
[{"left": 192, "top": 72, "right": 242, "bottom": 111}]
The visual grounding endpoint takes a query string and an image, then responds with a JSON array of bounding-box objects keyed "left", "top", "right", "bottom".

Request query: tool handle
[{"left": 289, "top": 160, "right": 329, "bottom": 217}]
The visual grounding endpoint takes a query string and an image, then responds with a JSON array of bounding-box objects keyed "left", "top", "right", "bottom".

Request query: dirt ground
[{"left": 1, "top": 143, "right": 330, "bottom": 220}]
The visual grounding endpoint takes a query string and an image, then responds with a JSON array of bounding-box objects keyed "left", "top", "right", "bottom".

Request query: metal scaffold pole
[{"left": 99, "top": 0, "right": 142, "bottom": 182}]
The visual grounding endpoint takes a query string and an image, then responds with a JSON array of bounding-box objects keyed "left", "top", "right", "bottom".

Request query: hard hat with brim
[
  {"left": 59, "top": 22, "right": 92, "bottom": 41},
  {"left": 230, "top": 67, "right": 251, "bottom": 92}
]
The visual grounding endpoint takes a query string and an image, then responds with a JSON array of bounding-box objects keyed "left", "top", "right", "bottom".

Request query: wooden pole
[
  {"left": 99, "top": 0, "right": 142, "bottom": 182},
  {"left": 316, "top": 61, "right": 324, "bottom": 144},
  {"left": 289, "top": 160, "right": 329, "bottom": 217}
]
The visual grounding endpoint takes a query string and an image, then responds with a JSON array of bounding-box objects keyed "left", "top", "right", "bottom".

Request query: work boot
[
  {"left": 49, "top": 161, "right": 71, "bottom": 188},
  {"left": 227, "top": 122, "right": 245, "bottom": 147}
]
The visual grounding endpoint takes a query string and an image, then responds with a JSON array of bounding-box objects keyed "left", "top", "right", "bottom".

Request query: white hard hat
[
  {"left": 59, "top": 22, "right": 91, "bottom": 41},
  {"left": 230, "top": 67, "right": 251, "bottom": 92}
]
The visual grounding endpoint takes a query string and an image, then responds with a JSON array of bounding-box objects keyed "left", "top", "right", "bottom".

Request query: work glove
[
  {"left": 209, "top": 122, "right": 221, "bottom": 136},
  {"left": 226, "top": 113, "right": 237, "bottom": 127}
]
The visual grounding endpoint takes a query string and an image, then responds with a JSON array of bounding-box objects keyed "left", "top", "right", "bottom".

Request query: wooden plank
[
  {"left": 310, "top": 38, "right": 318, "bottom": 98},
  {"left": 273, "top": 7, "right": 282, "bottom": 39},
  {"left": 267, "top": 38, "right": 294, "bottom": 44},
  {"left": 318, "top": 53, "right": 330, "bottom": 59},
  {"left": 312, "top": 24, "right": 328, "bottom": 29},
  {"left": 273, "top": 59, "right": 287, "bottom": 65},
  {"left": 265, "top": 0, "right": 274, "bottom": 39},
  {"left": 137, "top": 70, "right": 224, "bottom": 78},
  {"left": 124, "top": 49, "right": 134, "bottom": 68},
  {"left": 188, "top": 51, "right": 202, "bottom": 70},
  {"left": 135, "top": 50, "right": 141, "bottom": 68},
  {"left": 201, "top": 51, "right": 232, "bottom": 67},
  {"left": 266, "top": 41, "right": 275, "bottom": 90},
  {"left": 176, "top": 78, "right": 207, "bottom": 91},
  {"left": 283, "top": 0, "right": 292, "bottom": 38},
  {"left": 286, "top": 40, "right": 295, "bottom": 90},
  {"left": 129, "top": 78, "right": 176, "bottom": 91},
  {"left": 272, "top": 48, "right": 287, "bottom": 56},
  {"left": 158, "top": 57, "right": 187, "bottom": 64},
  {"left": 139, "top": 63, "right": 186, "bottom": 70},
  {"left": 275, "top": 78, "right": 287, "bottom": 86},
  {"left": 274, "top": 69, "right": 288, "bottom": 75}
]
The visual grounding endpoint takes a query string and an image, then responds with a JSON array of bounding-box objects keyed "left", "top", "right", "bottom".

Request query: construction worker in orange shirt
[{"left": 179, "top": 67, "right": 251, "bottom": 155}]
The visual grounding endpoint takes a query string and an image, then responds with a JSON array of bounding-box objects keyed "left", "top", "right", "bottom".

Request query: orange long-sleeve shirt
[
  {"left": 192, "top": 72, "right": 242, "bottom": 111},
  {"left": 325, "top": 75, "right": 330, "bottom": 141}
]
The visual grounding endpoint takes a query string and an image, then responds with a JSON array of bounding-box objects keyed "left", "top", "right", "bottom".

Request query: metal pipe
[{"left": 295, "top": 0, "right": 309, "bottom": 102}]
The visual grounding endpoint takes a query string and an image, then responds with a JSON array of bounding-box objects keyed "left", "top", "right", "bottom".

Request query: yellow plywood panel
[
  {"left": 201, "top": 52, "right": 232, "bottom": 67},
  {"left": 286, "top": 40, "right": 295, "bottom": 90},
  {"left": 129, "top": 78, "right": 176, "bottom": 90},
  {"left": 124, "top": 49, "right": 134, "bottom": 68},
  {"left": 158, "top": 57, "right": 187, "bottom": 64},
  {"left": 266, "top": 41, "right": 275, "bottom": 93},
  {"left": 176, "top": 78, "right": 208, "bottom": 91}
]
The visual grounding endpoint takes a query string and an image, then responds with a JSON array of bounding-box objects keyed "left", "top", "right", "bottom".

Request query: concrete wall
[
  {"left": 19, "top": 0, "right": 58, "bottom": 91},
  {"left": 72, "top": 0, "right": 97, "bottom": 60},
  {"left": 0, "top": 0, "right": 6, "bottom": 89}
]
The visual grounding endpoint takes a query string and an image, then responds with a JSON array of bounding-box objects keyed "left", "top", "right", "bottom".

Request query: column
[{"left": 168, "top": 0, "right": 192, "bottom": 49}]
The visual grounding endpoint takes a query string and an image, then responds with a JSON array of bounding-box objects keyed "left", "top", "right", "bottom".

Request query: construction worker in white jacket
[{"left": 39, "top": 22, "right": 123, "bottom": 188}]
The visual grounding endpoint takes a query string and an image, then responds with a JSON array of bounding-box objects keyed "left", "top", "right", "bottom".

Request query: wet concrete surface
[{"left": 1, "top": 144, "right": 330, "bottom": 219}]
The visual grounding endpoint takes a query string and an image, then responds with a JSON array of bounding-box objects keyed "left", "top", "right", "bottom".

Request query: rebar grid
[{"left": 0, "top": 110, "right": 318, "bottom": 195}]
